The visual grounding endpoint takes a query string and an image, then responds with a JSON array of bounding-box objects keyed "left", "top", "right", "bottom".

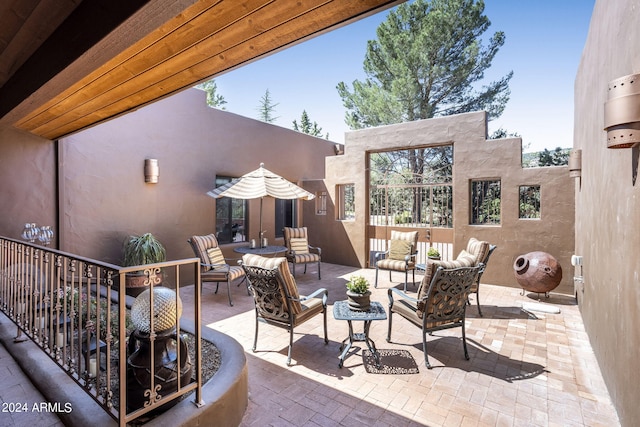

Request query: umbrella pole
[{"left": 259, "top": 197, "right": 263, "bottom": 246}]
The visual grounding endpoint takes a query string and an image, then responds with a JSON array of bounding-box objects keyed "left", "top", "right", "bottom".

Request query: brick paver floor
[{"left": 182, "top": 262, "right": 620, "bottom": 427}]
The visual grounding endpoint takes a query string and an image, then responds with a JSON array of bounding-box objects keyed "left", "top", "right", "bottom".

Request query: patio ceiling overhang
[{"left": 0, "top": 0, "right": 403, "bottom": 141}]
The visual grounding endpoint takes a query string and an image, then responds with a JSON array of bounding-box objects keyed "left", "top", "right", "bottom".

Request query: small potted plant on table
[
  {"left": 346, "top": 275, "right": 371, "bottom": 311},
  {"left": 427, "top": 246, "right": 441, "bottom": 260}
]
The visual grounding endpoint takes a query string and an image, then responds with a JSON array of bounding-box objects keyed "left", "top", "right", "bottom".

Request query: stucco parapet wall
[
  {"left": 338, "top": 111, "right": 488, "bottom": 155},
  {"left": 320, "top": 110, "right": 574, "bottom": 293}
]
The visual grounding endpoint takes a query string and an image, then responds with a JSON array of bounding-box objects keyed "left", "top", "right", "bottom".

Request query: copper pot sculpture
[{"left": 513, "top": 251, "right": 562, "bottom": 294}]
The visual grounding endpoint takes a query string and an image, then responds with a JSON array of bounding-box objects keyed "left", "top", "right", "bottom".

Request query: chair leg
[
  {"left": 317, "top": 261, "right": 321, "bottom": 280},
  {"left": 240, "top": 276, "right": 250, "bottom": 295},
  {"left": 252, "top": 316, "right": 259, "bottom": 352},
  {"left": 386, "top": 310, "right": 393, "bottom": 342},
  {"left": 292, "top": 263, "right": 296, "bottom": 277},
  {"left": 304, "top": 264, "right": 307, "bottom": 274},
  {"left": 423, "top": 328, "right": 432, "bottom": 369},
  {"left": 214, "top": 283, "right": 220, "bottom": 294},
  {"left": 462, "top": 322, "right": 470, "bottom": 360},
  {"left": 374, "top": 266, "right": 379, "bottom": 288},
  {"left": 287, "top": 326, "right": 294, "bottom": 366},
  {"left": 322, "top": 310, "right": 328, "bottom": 344},
  {"left": 476, "top": 289, "right": 483, "bottom": 317},
  {"left": 403, "top": 270, "right": 408, "bottom": 292},
  {"left": 226, "top": 278, "right": 233, "bottom": 306}
]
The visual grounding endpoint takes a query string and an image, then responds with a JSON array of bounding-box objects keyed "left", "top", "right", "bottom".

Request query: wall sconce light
[
  {"left": 604, "top": 73, "right": 640, "bottom": 149},
  {"left": 144, "top": 158, "right": 159, "bottom": 183},
  {"left": 568, "top": 149, "right": 582, "bottom": 178}
]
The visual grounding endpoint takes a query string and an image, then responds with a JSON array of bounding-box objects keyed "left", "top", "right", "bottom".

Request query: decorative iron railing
[{"left": 0, "top": 236, "right": 203, "bottom": 426}]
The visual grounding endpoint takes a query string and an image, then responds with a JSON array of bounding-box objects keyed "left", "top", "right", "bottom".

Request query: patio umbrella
[{"left": 206, "top": 163, "right": 315, "bottom": 243}]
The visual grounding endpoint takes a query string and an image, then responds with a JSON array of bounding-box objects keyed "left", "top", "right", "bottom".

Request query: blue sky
[{"left": 213, "top": 0, "right": 595, "bottom": 153}]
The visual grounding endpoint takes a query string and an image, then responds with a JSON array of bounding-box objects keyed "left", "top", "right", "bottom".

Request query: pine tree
[
  {"left": 292, "top": 110, "right": 326, "bottom": 138},
  {"left": 337, "top": 0, "right": 512, "bottom": 129},
  {"left": 256, "top": 89, "right": 279, "bottom": 123}
]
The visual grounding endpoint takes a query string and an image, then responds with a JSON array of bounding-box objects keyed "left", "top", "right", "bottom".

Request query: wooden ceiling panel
[{"left": 0, "top": 0, "right": 403, "bottom": 140}]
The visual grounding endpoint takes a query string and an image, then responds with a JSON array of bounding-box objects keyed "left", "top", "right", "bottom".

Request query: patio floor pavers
[{"left": 180, "top": 261, "right": 621, "bottom": 427}]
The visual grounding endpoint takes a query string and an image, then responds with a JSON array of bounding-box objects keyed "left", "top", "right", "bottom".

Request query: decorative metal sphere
[{"left": 131, "top": 287, "right": 182, "bottom": 333}]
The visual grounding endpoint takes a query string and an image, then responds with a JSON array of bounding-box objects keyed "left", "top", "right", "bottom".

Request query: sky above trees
[{"left": 213, "top": 0, "right": 594, "bottom": 152}]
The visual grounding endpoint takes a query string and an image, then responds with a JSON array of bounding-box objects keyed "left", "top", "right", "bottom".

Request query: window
[
  {"left": 275, "top": 199, "right": 296, "bottom": 237},
  {"left": 215, "top": 177, "right": 247, "bottom": 244},
  {"left": 470, "top": 180, "right": 501, "bottom": 225},
  {"left": 315, "top": 191, "right": 327, "bottom": 215},
  {"left": 337, "top": 184, "right": 355, "bottom": 220},
  {"left": 519, "top": 185, "right": 541, "bottom": 219}
]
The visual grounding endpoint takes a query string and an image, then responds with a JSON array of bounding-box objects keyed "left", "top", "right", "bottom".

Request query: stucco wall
[
  {"left": 0, "top": 126, "right": 57, "bottom": 241},
  {"left": 313, "top": 111, "right": 575, "bottom": 293},
  {"left": 574, "top": 0, "right": 640, "bottom": 424},
  {"left": 58, "top": 88, "right": 335, "bottom": 265}
]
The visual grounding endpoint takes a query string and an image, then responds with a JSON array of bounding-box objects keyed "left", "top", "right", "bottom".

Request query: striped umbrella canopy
[{"left": 206, "top": 163, "right": 314, "bottom": 242}]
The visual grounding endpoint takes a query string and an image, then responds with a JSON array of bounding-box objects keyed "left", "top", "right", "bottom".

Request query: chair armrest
[
  {"left": 387, "top": 287, "right": 419, "bottom": 304},
  {"left": 308, "top": 245, "right": 321, "bottom": 256},
  {"left": 201, "top": 262, "right": 230, "bottom": 272},
  {"left": 375, "top": 251, "right": 389, "bottom": 261},
  {"left": 298, "top": 288, "right": 328, "bottom": 306}
]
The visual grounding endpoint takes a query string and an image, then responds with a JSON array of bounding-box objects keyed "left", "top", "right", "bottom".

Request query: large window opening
[
  {"left": 369, "top": 145, "right": 453, "bottom": 228},
  {"left": 470, "top": 179, "right": 501, "bottom": 225},
  {"left": 337, "top": 184, "right": 355, "bottom": 221},
  {"left": 215, "top": 176, "right": 247, "bottom": 243},
  {"left": 519, "top": 185, "right": 541, "bottom": 219}
]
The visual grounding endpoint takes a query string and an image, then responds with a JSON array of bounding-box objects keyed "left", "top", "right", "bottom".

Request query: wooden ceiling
[{"left": 0, "top": 0, "right": 402, "bottom": 141}]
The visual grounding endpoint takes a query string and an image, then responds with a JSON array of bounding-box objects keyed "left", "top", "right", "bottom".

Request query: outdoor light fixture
[
  {"left": 604, "top": 73, "right": 640, "bottom": 149},
  {"left": 144, "top": 158, "right": 159, "bottom": 183},
  {"left": 568, "top": 149, "right": 582, "bottom": 178}
]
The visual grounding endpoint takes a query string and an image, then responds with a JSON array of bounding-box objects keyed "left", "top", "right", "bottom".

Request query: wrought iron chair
[
  {"left": 187, "top": 234, "right": 247, "bottom": 306},
  {"left": 374, "top": 230, "right": 419, "bottom": 291},
  {"left": 387, "top": 264, "right": 482, "bottom": 368},
  {"left": 282, "top": 227, "right": 321, "bottom": 279},
  {"left": 241, "top": 253, "right": 328, "bottom": 366}
]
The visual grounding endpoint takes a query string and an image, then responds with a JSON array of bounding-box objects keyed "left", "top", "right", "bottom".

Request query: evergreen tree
[
  {"left": 538, "top": 147, "right": 569, "bottom": 166},
  {"left": 256, "top": 89, "right": 279, "bottom": 123},
  {"left": 292, "top": 110, "right": 327, "bottom": 138},
  {"left": 337, "top": 0, "right": 512, "bottom": 129},
  {"left": 195, "top": 79, "right": 227, "bottom": 109}
]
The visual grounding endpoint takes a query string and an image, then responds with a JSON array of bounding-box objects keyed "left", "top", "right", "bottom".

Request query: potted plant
[
  {"left": 427, "top": 246, "right": 441, "bottom": 260},
  {"left": 345, "top": 275, "right": 371, "bottom": 311},
  {"left": 122, "top": 233, "right": 166, "bottom": 297}
]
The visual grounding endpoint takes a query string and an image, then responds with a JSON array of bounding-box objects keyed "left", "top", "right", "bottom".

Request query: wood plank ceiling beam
[{"left": 1, "top": 0, "right": 403, "bottom": 140}]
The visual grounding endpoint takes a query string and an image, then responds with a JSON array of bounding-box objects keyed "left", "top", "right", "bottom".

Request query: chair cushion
[
  {"left": 206, "top": 247, "right": 226, "bottom": 270},
  {"left": 463, "top": 238, "right": 490, "bottom": 265},
  {"left": 415, "top": 257, "right": 474, "bottom": 318},
  {"left": 377, "top": 258, "right": 414, "bottom": 271},
  {"left": 242, "top": 254, "right": 303, "bottom": 314},
  {"left": 289, "top": 237, "right": 309, "bottom": 254},
  {"left": 201, "top": 265, "right": 245, "bottom": 282},
  {"left": 390, "top": 230, "right": 419, "bottom": 243},
  {"left": 389, "top": 239, "right": 412, "bottom": 260},
  {"left": 190, "top": 234, "right": 219, "bottom": 263},
  {"left": 289, "top": 253, "right": 320, "bottom": 264}
]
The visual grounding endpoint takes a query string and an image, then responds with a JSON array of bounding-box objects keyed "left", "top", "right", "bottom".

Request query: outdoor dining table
[{"left": 233, "top": 245, "right": 288, "bottom": 256}]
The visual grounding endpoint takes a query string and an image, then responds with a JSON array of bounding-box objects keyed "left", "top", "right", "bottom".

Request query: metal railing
[{"left": 0, "top": 236, "right": 203, "bottom": 426}]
